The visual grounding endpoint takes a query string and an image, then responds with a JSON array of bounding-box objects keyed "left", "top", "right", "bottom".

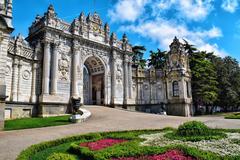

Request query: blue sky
[{"left": 12, "top": 0, "right": 240, "bottom": 61}]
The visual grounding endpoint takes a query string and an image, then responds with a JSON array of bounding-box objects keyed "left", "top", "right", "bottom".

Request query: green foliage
[
  {"left": 225, "top": 113, "right": 240, "bottom": 119},
  {"left": 177, "top": 121, "right": 209, "bottom": 136},
  {"left": 46, "top": 153, "right": 76, "bottom": 160},
  {"left": 4, "top": 115, "right": 72, "bottom": 130},
  {"left": 214, "top": 56, "right": 240, "bottom": 111},
  {"left": 16, "top": 132, "right": 102, "bottom": 160},
  {"left": 131, "top": 45, "right": 147, "bottom": 68},
  {"left": 165, "top": 121, "right": 227, "bottom": 141},
  {"left": 148, "top": 49, "right": 167, "bottom": 69},
  {"left": 189, "top": 51, "right": 219, "bottom": 108},
  {"left": 184, "top": 40, "right": 240, "bottom": 113}
]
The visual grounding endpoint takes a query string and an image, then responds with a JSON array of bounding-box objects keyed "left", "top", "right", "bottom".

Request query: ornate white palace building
[{"left": 0, "top": 1, "right": 193, "bottom": 128}]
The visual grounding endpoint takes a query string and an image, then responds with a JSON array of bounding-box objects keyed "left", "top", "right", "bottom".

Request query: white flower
[{"left": 139, "top": 132, "right": 240, "bottom": 156}]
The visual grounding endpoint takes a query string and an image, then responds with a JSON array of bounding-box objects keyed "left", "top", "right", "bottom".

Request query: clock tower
[{"left": 165, "top": 37, "right": 193, "bottom": 117}]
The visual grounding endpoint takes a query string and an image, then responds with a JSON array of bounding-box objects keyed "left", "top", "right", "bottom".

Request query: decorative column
[
  {"left": 50, "top": 42, "right": 59, "bottom": 95},
  {"left": 42, "top": 41, "right": 51, "bottom": 95},
  {"left": 128, "top": 60, "right": 133, "bottom": 99},
  {"left": 31, "top": 63, "right": 37, "bottom": 102},
  {"left": 17, "top": 60, "right": 23, "bottom": 101},
  {"left": 11, "top": 57, "right": 18, "bottom": 101},
  {"left": 71, "top": 40, "right": 79, "bottom": 97},
  {"left": 111, "top": 50, "right": 116, "bottom": 105},
  {"left": 123, "top": 54, "right": 128, "bottom": 105}
]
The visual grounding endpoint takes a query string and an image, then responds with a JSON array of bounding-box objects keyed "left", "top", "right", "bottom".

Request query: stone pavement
[{"left": 0, "top": 106, "right": 239, "bottom": 160}]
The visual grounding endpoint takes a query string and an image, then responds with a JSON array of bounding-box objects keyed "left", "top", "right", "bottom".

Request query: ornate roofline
[{"left": 27, "top": 4, "right": 132, "bottom": 53}]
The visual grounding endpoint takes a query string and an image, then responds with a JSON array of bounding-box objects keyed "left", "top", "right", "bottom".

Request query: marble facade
[{"left": 0, "top": 2, "right": 193, "bottom": 125}]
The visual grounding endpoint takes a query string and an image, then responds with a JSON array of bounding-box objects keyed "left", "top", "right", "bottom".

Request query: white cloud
[
  {"left": 151, "top": 0, "right": 214, "bottom": 21},
  {"left": 109, "top": 0, "right": 227, "bottom": 57},
  {"left": 178, "top": 0, "right": 214, "bottom": 21},
  {"left": 199, "top": 43, "right": 227, "bottom": 57},
  {"left": 108, "top": 0, "right": 150, "bottom": 22},
  {"left": 221, "top": 0, "right": 239, "bottom": 13},
  {"left": 156, "top": 0, "right": 176, "bottom": 10},
  {"left": 121, "top": 18, "right": 226, "bottom": 57}
]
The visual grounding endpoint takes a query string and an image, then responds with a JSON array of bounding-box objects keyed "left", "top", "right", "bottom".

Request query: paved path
[{"left": 0, "top": 107, "right": 239, "bottom": 160}]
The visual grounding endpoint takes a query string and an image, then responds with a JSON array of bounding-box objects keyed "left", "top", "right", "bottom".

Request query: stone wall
[
  {"left": 5, "top": 102, "right": 37, "bottom": 119},
  {"left": 0, "top": 0, "right": 13, "bottom": 129},
  {"left": 1, "top": 4, "right": 193, "bottom": 119}
]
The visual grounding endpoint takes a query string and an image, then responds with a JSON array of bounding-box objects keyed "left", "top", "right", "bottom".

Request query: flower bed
[
  {"left": 140, "top": 132, "right": 240, "bottom": 156},
  {"left": 79, "top": 138, "right": 128, "bottom": 151},
  {"left": 112, "top": 150, "right": 196, "bottom": 160},
  {"left": 17, "top": 129, "right": 240, "bottom": 160}
]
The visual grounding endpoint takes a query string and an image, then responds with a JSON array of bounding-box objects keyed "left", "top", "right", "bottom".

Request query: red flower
[
  {"left": 80, "top": 138, "right": 128, "bottom": 151},
  {"left": 112, "top": 150, "right": 196, "bottom": 160}
]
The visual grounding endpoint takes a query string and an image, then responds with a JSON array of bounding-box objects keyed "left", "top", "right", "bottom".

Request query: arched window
[
  {"left": 172, "top": 81, "right": 179, "bottom": 97},
  {"left": 186, "top": 81, "right": 190, "bottom": 98}
]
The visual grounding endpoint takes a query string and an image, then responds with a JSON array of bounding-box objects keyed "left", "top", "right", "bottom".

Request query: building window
[
  {"left": 172, "top": 81, "right": 179, "bottom": 97},
  {"left": 186, "top": 81, "right": 190, "bottom": 98}
]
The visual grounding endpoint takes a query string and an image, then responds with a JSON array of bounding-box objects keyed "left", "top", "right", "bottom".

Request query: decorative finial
[
  {"left": 122, "top": 33, "right": 128, "bottom": 43},
  {"left": 86, "top": 13, "right": 91, "bottom": 22},
  {"left": 79, "top": 12, "right": 85, "bottom": 22},
  {"left": 16, "top": 33, "right": 24, "bottom": 42},
  {"left": 48, "top": 4, "right": 54, "bottom": 11},
  {"left": 110, "top": 32, "right": 117, "bottom": 45},
  {"left": 170, "top": 36, "right": 183, "bottom": 54},
  {"left": 104, "top": 23, "right": 110, "bottom": 32},
  {"left": 46, "top": 4, "right": 56, "bottom": 17}
]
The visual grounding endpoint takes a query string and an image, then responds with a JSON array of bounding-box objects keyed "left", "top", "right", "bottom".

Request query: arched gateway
[
  {"left": 0, "top": 3, "right": 194, "bottom": 124},
  {"left": 83, "top": 56, "right": 106, "bottom": 105}
]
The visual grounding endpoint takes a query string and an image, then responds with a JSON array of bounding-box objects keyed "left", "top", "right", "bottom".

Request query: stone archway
[{"left": 83, "top": 56, "right": 105, "bottom": 105}]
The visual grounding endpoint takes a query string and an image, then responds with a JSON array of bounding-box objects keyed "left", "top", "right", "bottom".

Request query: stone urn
[{"left": 69, "top": 97, "right": 83, "bottom": 123}]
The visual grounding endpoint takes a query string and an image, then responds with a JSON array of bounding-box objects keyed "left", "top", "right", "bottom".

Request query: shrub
[
  {"left": 164, "top": 121, "right": 227, "bottom": 141},
  {"left": 177, "top": 121, "right": 210, "bottom": 136},
  {"left": 46, "top": 153, "right": 76, "bottom": 160},
  {"left": 225, "top": 113, "right": 240, "bottom": 119}
]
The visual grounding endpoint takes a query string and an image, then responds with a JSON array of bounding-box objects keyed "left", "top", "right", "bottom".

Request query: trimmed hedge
[
  {"left": 17, "top": 128, "right": 240, "bottom": 160},
  {"left": 17, "top": 133, "right": 102, "bottom": 160},
  {"left": 165, "top": 121, "right": 227, "bottom": 141},
  {"left": 46, "top": 153, "right": 76, "bottom": 160},
  {"left": 225, "top": 113, "right": 240, "bottom": 119},
  {"left": 17, "top": 129, "right": 162, "bottom": 160},
  {"left": 177, "top": 121, "right": 210, "bottom": 136}
]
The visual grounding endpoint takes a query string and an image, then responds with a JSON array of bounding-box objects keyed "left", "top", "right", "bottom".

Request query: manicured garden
[
  {"left": 17, "top": 121, "right": 240, "bottom": 160},
  {"left": 4, "top": 115, "right": 71, "bottom": 131}
]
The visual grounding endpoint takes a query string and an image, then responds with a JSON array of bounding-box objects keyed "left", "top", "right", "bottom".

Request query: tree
[
  {"left": 219, "top": 56, "right": 240, "bottom": 111},
  {"left": 183, "top": 40, "right": 220, "bottom": 114},
  {"left": 131, "top": 45, "right": 147, "bottom": 68},
  {"left": 148, "top": 49, "right": 167, "bottom": 69},
  {"left": 183, "top": 39, "right": 197, "bottom": 55},
  {"left": 190, "top": 51, "right": 218, "bottom": 114}
]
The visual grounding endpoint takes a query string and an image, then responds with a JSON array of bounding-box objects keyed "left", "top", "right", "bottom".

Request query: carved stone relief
[
  {"left": 5, "top": 65, "right": 11, "bottom": 76},
  {"left": 58, "top": 52, "right": 70, "bottom": 81},
  {"left": 22, "top": 70, "right": 31, "bottom": 80},
  {"left": 116, "top": 63, "right": 122, "bottom": 83}
]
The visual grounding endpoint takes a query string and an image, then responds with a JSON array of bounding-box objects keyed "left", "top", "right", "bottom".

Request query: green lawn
[
  {"left": 4, "top": 115, "right": 72, "bottom": 131},
  {"left": 225, "top": 113, "right": 240, "bottom": 119}
]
